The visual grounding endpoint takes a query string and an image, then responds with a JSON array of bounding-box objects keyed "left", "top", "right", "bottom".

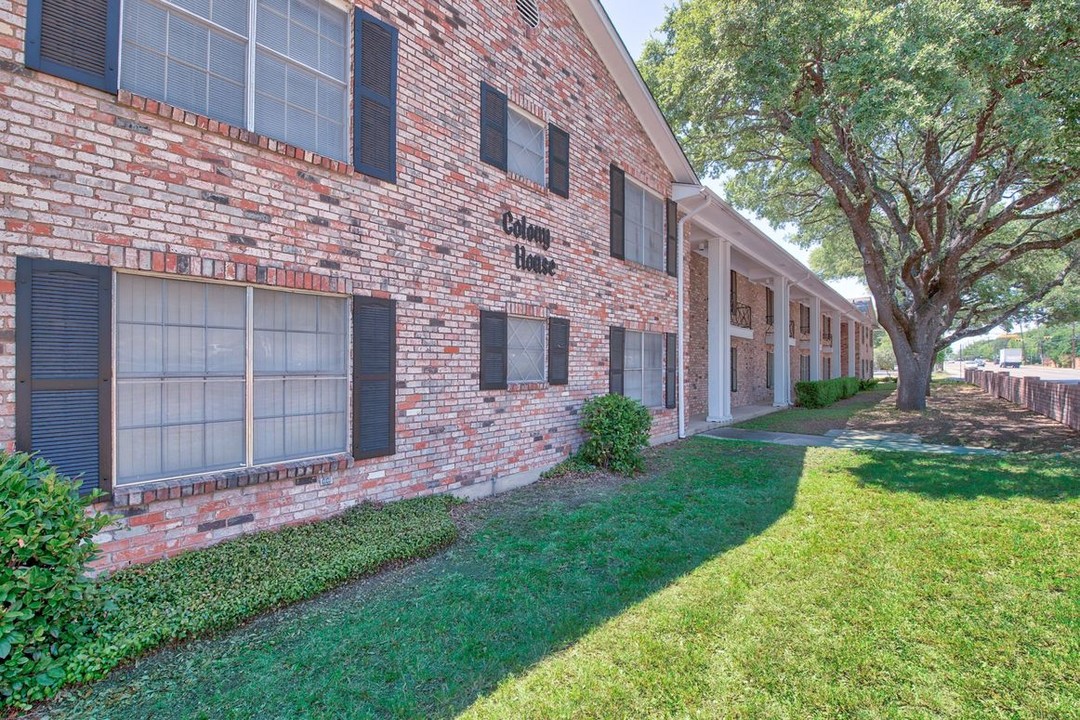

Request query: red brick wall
[
  {"left": 731, "top": 275, "right": 772, "bottom": 407},
  {"left": 966, "top": 369, "right": 1080, "bottom": 431},
  {"left": 0, "top": 0, "right": 679, "bottom": 569},
  {"left": 686, "top": 251, "right": 709, "bottom": 418}
]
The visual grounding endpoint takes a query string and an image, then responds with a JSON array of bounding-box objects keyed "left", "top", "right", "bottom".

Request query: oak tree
[{"left": 642, "top": 0, "right": 1079, "bottom": 409}]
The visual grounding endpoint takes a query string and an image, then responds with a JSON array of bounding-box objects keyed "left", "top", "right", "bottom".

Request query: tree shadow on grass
[
  {"left": 40, "top": 439, "right": 803, "bottom": 720},
  {"left": 852, "top": 450, "right": 1079, "bottom": 502}
]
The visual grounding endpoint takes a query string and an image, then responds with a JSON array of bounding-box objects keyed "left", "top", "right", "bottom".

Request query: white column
[
  {"left": 773, "top": 276, "right": 790, "bottom": 407},
  {"left": 847, "top": 319, "right": 857, "bottom": 377},
  {"left": 832, "top": 309, "right": 843, "bottom": 378},
  {"left": 707, "top": 238, "right": 732, "bottom": 422},
  {"left": 809, "top": 296, "right": 822, "bottom": 380}
]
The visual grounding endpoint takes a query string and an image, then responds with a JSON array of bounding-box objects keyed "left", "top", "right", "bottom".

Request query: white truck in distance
[{"left": 998, "top": 348, "right": 1022, "bottom": 368}]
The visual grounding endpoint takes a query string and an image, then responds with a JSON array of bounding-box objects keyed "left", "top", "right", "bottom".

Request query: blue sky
[{"left": 600, "top": 0, "right": 870, "bottom": 300}]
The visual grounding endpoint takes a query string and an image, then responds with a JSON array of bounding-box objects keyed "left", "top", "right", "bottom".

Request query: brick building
[{"left": 1, "top": 0, "right": 874, "bottom": 571}]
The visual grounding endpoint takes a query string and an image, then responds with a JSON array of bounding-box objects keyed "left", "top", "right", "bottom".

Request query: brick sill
[
  {"left": 107, "top": 454, "right": 353, "bottom": 509},
  {"left": 117, "top": 91, "right": 356, "bottom": 177}
]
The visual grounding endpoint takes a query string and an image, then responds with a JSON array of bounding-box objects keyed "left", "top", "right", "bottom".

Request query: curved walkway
[{"left": 703, "top": 427, "right": 1005, "bottom": 455}]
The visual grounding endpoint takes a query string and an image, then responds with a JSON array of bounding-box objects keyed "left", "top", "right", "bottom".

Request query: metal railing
[
  {"left": 822, "top": 332, "right": 833, "bottom": 347},
  {"left": 730, "top": 302, "right": 752, "bottom": 329},
  {"left": 765, "top": 313, "right": 774, "bottom": 326}
]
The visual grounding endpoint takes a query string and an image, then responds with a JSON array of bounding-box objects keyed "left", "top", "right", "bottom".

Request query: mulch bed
[{"left": 848, "top": 381, "right": 1079, "bottom": 454}]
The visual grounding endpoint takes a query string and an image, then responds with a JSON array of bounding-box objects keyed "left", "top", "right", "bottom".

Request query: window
[
  {"left": 507, "top": 316, "right": 545, "bottom": 383},
  {"left": 765, "top": 287, "right": 774, "bottom": 325},
  {"left": 120, "top": 0, "right": 349, "bottom": 161},
  {"left": 766, "top": 350, "right": 774, "bottom": 389},
  {"left": 624, "top": 180, "right": 665, "bottom": 271},
  {"left": 730, "top": 346, "right": 738, "bottom": 392},
  {"left": 480, "top": 312, "right": 569, "bottom": 389},
  {"left": 800, "top": 354, "right": 810, "bottom": 381},
  {"left": 479, "top": 83, "right": 570, "bottom": 196},
  {"left": 507, "top": 108, "right": 545, "bottom": 185},
  {"left": 800, "top": 304, "right": 811, "bottom": 335},
  {"left": 115, "top": 275, "right": 348, "bottom": 484},
  {"left": 824, "top": 356, "right": 831, "bottom": 379},
  {"left": 624, "top": 331, "right": 663, "bottom": 407}
]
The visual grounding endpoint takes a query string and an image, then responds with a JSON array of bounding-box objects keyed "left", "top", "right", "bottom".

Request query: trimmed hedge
[
  {"left": 4, "top": 494, "right": 458, "bottom": 711},
  {"left": 794, "top": 377, "right": 861, "bottom": 408}
]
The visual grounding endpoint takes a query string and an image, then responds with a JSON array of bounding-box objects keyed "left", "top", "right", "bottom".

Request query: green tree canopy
[{"left": 642, "top": 0, "right": 1079, "bottom": 409}]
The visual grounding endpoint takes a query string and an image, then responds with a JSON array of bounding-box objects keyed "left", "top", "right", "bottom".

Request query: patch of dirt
[{"left": 847, "top": 381, "right": 1080, "bottom": 454}]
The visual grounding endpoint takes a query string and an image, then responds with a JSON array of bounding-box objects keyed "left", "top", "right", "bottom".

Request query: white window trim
[
  {"left": 112, "top": 272, "right": 352, "bottom": 486},
  {"left": 118, "top": 0, "right": 352, "bottom": 160}
]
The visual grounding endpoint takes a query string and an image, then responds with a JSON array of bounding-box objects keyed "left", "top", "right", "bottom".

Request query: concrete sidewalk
[{"left": 702, "top": 427, "right": 1005, "bottom": 455}]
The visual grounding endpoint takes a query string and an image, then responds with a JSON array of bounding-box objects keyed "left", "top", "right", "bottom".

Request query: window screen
[
  {"left": 115, "top": 276, "right": 348, "bottom": 484},
  {"left": 623, "top": 331, "right": 663, "bottom": 408},
  {"left": 120, "top": 0, "right": 348, "bottom": 160},
  {"left": 116, "top": 276, "right": 246, "bottom": 483},
  {"left": 507, "top": 107, "right": 545, "bottom": 185},
  {"left": 624, "top": 180, "right": 664, "bottom": 271},
  {"left": 253, "top": 289, "right": 347, "bottom": 463},
  {"left": 507, "top": 316, "right": 545, "bottom": 383}
]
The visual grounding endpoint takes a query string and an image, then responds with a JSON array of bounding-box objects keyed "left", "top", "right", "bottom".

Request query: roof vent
[{"left": 516, "top": 0, "right": 540, "bottom": 28}]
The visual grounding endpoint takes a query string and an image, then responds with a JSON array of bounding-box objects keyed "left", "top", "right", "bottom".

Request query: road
[{"left": 944, "top": 360, "right": 1080, "bottom": 383}]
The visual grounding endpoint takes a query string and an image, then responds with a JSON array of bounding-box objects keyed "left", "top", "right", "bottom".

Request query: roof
[
  {"left": 564, "top": 0, "right": 698, "bottom": 185},
  {"left": 672, "top": 185, "right": 876, "bottom": 324}
]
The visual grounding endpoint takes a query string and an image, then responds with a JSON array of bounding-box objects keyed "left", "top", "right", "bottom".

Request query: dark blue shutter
[
  {"left": 666, "top": 199, "right": 679, "bottom": 277},
  {"left": 479, "top": 82, "right": 508, "bottom": 170},
  {"left": 548, "top": 317, "right": 569, "bottom": 386},
  {"left": 547, "top": 124, "right": 570, "bottom": 198},
  {"left": 25, "top": 0, "right": 119, "bottom": 93},
  {"left": 609, "top": 165, "right": 625, "bottom": 259},
  {"left": 665, "top": 332, "right": 677, "bottom": 409},
  {"left": 479, "top": 310, "right": 507, "bottom": 390},
  {"left": 16, "top": 258, "right": 112, "bottom": 495},
  {"left": 609, "top": 326, "right": 624, "bottom": 395},
  {"left": 353, "top": 12, "right": 398, "bottom": 182},
  {"left": 353, "top": 296, "right": 396, "bottom": 459}
]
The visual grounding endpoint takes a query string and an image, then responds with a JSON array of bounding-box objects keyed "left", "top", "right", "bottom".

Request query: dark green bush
[
  {"left": 859, "top": 377, "right": 881, "bottom": 391},
  {"left": 0, "top": 452, "right": 113, "bottom": 709},
  {"left": 578, "top": 393, "right": 652, "bottom": 475},
  {"left": 72, "top": 496, "right": 460, "bottom": 692},
  {"left": 794, "top": 377, "right": 862, "bottom": 408},
  {"left": 2, "top": 486, "right": 458, "bottom": 711}
]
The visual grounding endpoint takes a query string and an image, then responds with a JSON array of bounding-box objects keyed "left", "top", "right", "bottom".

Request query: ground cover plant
[
  {"left": 35, "top": 439, "right": 1079, "bottom": 719},
  {"left": 5, "top": 494, "right": 457, "bottom": 712}
]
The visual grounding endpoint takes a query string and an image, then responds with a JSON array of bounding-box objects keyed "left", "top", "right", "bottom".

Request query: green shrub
[
  {"left": 0, "top": 452, "right": 114, "bottom": 709},
  {"left": 859, "top": 377, "right": 881, "bottom": 391},
  {"left": 794, "top": 377, "right": 862, "bottom": 408},
  {"left": 578, "top": 394, "right": 652, "bottom": 475}
]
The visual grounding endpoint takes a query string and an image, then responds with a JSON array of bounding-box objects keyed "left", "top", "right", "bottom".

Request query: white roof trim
[
  {"left": 675, "top": 184, "right": 875, "bottom": 324},
  {"left": 565, "top": 0, "right": 698, "bottom": 185}
]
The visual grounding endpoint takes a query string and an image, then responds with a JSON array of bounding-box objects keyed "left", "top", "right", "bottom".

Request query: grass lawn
[
  {"left": 39, "top": 439, "right": 1078, "bottom": 719},
  {"left": 735, "top": 382, "right": 898, "bottom": 435}
]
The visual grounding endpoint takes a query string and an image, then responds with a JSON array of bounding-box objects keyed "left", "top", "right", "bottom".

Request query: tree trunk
[{"left": 887, "top": 325, "right": 938, "bottom": 411}]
